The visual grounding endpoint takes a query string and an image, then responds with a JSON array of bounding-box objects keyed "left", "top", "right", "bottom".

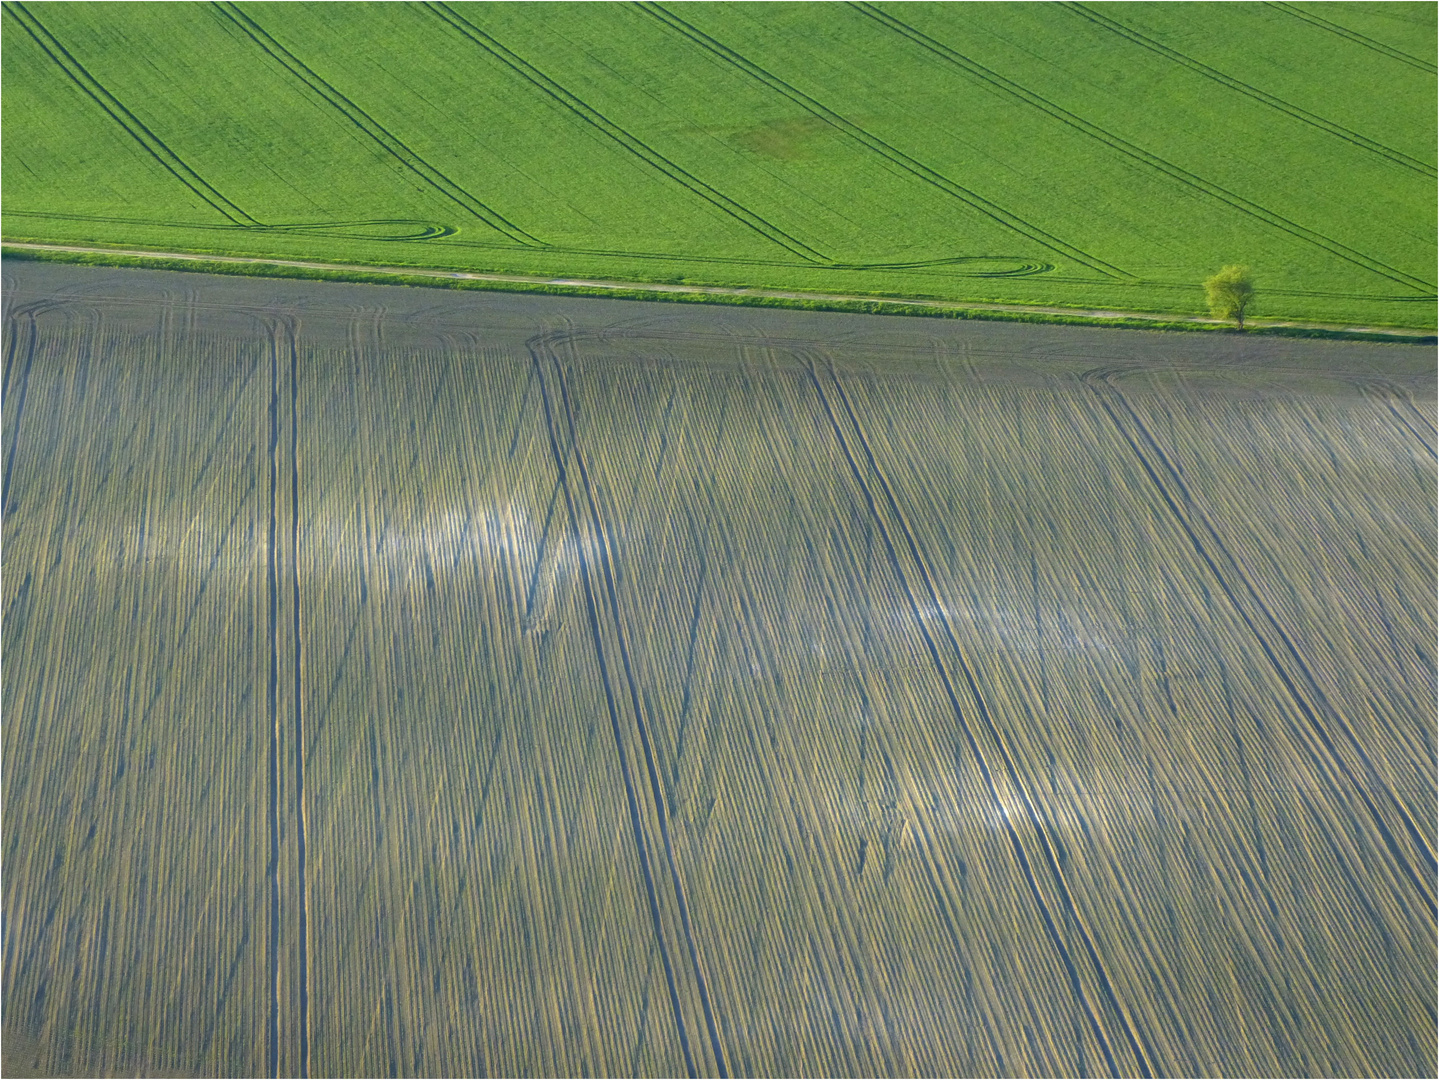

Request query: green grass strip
[{"left": 4, "top": 245, "right": 1433, "bottom": 345}]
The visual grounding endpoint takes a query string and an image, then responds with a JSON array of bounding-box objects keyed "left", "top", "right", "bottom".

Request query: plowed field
[{"left": 3, "top": 260, "right": 1435, "bottom": 1078}]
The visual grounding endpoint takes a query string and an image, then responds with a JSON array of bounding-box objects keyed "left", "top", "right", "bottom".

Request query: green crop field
[
  {"left": 3, "top": 260, "right": 1435, "bottom": 1077},
  {"left": 2, "top": 2, "right": 1435, "bottom": 328}
]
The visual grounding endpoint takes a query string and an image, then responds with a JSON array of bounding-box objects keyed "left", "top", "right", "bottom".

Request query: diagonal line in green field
[
  {"left": 422, "top": 1, "right": 829, "bottom": 266},
  {"left": 3, "top": 1, "right": 260, "bottom": 228},
  {"left": 635, "top": 0, "right": 1134, "bottom": 281},
  {"left": 1267, "top": 1, "right": 1438, "bottom": 74},
  {"left": 212, "top": 1, "right": 542, "bottom": 247},
  {"left": 1063, "top": 2, "right": 1435, "bottom": 179},
  {"left": 854, "top": 2, "right": 1437, "bottom": 295}
]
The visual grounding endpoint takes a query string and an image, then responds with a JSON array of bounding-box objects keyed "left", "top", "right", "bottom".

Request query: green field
[
  {"left": 3, "top": 260, "right": 1435, "bottom": 1077},
  {"left": 3, "top": 1, "right": 1436, "bottom": 327}
]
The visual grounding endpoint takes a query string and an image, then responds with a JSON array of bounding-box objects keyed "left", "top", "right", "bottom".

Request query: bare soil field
[{"left": 3, "top": 260, "right": 1434, "bottom": 1078}]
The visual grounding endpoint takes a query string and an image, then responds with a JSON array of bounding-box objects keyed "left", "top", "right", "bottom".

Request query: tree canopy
[{"left": 1204, "top": 266, "right": 1255, "bottom": 329}]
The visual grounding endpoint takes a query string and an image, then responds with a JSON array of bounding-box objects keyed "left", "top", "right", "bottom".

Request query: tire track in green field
[
  {"left": 422, "top": 2, "right": 826, "bottom": 266},
  {"left": 211, "top": 2, "right": 541, "bottom": 247},
  {"left": 4, "top": 6, "right": 460, "bottom": 247},
  {"left": 1266, "top": 2, "right": 1438, "bottom": 74},
  {"left": 3, "top": 2, "right": 260, "bottom": 227},
  {"left": 529, "top": 330, "right": 729, "bottom": 1079},
  {"left": 1081, "top": 366, "right": 1439, "bottom": 918},
  {"left": 797, "top": 350, "right": 1155, "bottom": 1078},
  {"left": 636, "top": 2, "right": 1129, "bottom": 280},
  {"left": 1061, "top": 3, "right": 1436, "bottom": 178},
  {"left": 853, "top": 3, "right": 1437, "bottom": 294}
]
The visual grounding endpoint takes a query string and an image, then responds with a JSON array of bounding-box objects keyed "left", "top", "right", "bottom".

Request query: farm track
[
  {"left": 529, "top": 330, "right": 728, "bottom": 1078},
  {"left": 422, "top": 3, "right": 823, "bottom": 266},
  {"left": 11, "top": 242, "right": 1435, "bottom": 341},
  {"left": 1267, "top": 1, "right": 1438, "bottom": 74},
  {"left": 853, "top": 3, "right": 1436, "bottom": 293},
  {"left": 264, "top": 313, "right": 310, "bottom": 1078},
  {"left": 634, "top": 2, "right": 1130, "bottom": 281},
  {"left": 265, "top": 317, "right": 282, "bottom": 1078},
  {"left": 1060, "top": 3, "right": 1435, "bottom": 178},
  {"left": 211, "top": 2, "right": 539, "bottom": 246},
  {"left": 798, "top": 350, "right": 1154, "bottom": 1077},
  {"left": 2, "top": 2, "right": 257, "bottom": 227},
  {"left": 1081, "top": 367, "right": 1439, "bottom": 916}
]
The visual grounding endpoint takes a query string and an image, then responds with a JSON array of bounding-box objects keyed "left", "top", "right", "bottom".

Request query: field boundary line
[
  {"left": 852, "top": 3, "right": 1436, "bottom": 293},
  {"left": 422, "top": 2, "right": 825, "bottom": 265},
  {"left": 798, "top": 350, "right": 1156, "bottom": 1078},
  {"left": 6, "top": 242, "right": 1437, "bottom": 340},
  {"left": 529, "top": 330, "right": 728, "bottom": 1078},
  {"left": 1082, "top": 367, "right": 1439, "bottom": 917},
  {"left": 210, "top": 1, "right": 541, "bottom": 246},
  {"left": 634, "top": 1, "right": 1131, "bottom": 280},
  {"left": 1062, "top": 3, "right": 1435, "bottom": 177},
  {"left": 1267, "top": 2, "right": 1438, "bottom": 74},
  {"left": 3, "top": 2, "right": 258, "bottom": 227}
]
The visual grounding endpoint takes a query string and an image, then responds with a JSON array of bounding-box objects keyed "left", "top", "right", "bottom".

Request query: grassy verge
[{"left": 5, "top": 245, "right": 1434, "bottom": 345}]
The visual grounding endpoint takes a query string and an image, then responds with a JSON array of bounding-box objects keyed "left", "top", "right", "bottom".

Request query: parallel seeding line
[
  {"left": 3, "top": 2, "right": 258, "bottom": 227},
  {"left": 636, "top": 1, "right": 1130, "bottom": 280},
  {"left": 423, "top": 2, "right": 824, "bottom": 265},
  {"left": 1358, "top": 379, "right": 1438, "bottom": 459},
  {"left": 1267, "top": 2, "right": 1438, "bottom": 74},
  {"left": 798, "top": 350, "right": 1156, "bottom": 1078},
  {"left": 672, "top": 362, "right": 939, "bottom": 1072},
  {"left": 261, "top": 315, "right": 310, "bottom": 1078},
  {"left": 551, "top": 335, "right": 729, "bottom": 1078},
  {"left": 3, "top": 305, "right": 57, "bottom": 515},
  {"left": 211, "top": 2, "right": 540, "bottom": 246},
  {"left": 1366, "top": 385, "right": 1438, "bottom": 461},
  {"left": 1080, "top": 367, "right": 1439, "bottom": 917},
  {"left": 529, "top": 330, "right": 728, "bottom": 1078},
  {"left": 1061, "top": 3, "right": 1435, "bottom": 178},
  {"left": 851, "top": 2, "right": 1436, "bottom": 293}
]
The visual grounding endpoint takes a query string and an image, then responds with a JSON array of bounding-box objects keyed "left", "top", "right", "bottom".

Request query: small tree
[{"left": 1204, "top": 265, "right": 1254, "bottom": 329}]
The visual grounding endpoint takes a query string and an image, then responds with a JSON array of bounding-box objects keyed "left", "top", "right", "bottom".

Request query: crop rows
[
  {"left": 635, "top": 2, "right": 1127, "bottom": 280},
  {"left": 3, "top": 260, "right": 1435, "bottom": 1077},
  {"left": 3, "top": 2, "right": 256, "bottom": 227},
  {"left": 1267, "top": 1, "right": 1438, "bottom": 73},
  {"left": 1060, "top": 3, "right": 1435, "bottom": 178},
  {"left": 3, "top": 3, "right": 1433, "bottom": 326},
  {"left": 423, "top": 2, "right": 818, "bottom": 266},
  {"left": 849, "top": 2, "right": 1433, "bottom": 292}
]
